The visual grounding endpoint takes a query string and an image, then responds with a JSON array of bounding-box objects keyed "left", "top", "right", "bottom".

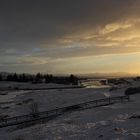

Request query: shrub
[
  {"left": 13, "top": 135, "right": 25, "bottom": 140},
  {"left": 125, "top": 87, "right": 140, "bottom": 95}
]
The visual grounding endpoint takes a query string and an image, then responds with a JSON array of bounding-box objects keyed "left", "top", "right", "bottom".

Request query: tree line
[{"left": 0, "top": 73, "right": 79, "bottom": 85}]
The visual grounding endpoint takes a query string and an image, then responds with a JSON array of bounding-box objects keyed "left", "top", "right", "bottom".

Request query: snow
[
  {"left": 0, "top": 81, "right": 79, "bottom": 90},
  {"left": 0, "top": 79, "right": 140, "bottom": 140}
]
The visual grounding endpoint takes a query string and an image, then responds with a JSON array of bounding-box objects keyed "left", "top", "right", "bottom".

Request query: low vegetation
[
  {"left": 125, "top": 87, "right": 140, "bottom": 95},
  {"left": 12, "top": 135, "right": 25, "bottom": 140},
  {"left": 107, "top": 78, "right": 130, "bottom": 85}
]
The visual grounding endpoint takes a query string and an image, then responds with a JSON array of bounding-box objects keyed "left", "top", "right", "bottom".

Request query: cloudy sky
[{"left": 0, "top": 0, "right": 140, "bottom": 74}]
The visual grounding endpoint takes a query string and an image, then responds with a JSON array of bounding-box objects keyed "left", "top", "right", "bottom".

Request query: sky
[{"left": 0, "top": 0, "right": 140, "bottom": 74}]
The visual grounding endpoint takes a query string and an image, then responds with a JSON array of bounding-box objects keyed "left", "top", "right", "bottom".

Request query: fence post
[
  {"left": 96, "top": 100, "right": 98, "bottom": 106},
  {"left": 56, "top": 109, "right": 58, "bottom": 115},
  {"left": 4, "top": 119, "right": 7, "bottom": 125},
  {"left": 15, "top": 117, "right": 17, "bottom": 123},
  {"left": 109, "top": 97, "right": 111, "bottom": 104},
  {"left": 85, "top": 103, "right": 88, "bottom": 109},
  {"left": 127, "top": 95, "right": 130, "bottom": 101},
  {"left": 46, "top": 111, "right": 48, "bottom": 117},
  {"left": 121, "top": 97, "right": 123, "bottom": 102}
]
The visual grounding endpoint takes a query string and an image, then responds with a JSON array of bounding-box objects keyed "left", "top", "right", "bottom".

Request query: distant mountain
[{"left": 78, "top": 72, "right": 138, "bottom": 78}]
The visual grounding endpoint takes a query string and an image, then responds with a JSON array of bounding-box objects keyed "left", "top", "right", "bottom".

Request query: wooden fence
[{"left": 0, "top": 95, "right": 130, "bottom": 128}]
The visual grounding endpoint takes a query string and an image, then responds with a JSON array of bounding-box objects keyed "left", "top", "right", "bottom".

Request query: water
[{"left": 81, "top": 79, "right": 110, "bottom": 89}]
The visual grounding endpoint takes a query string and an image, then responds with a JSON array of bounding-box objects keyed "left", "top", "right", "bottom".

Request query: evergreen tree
[
  {"left": 13, "top": 73, "right": 18, "bottom": 81},
  {"left": 35, "top": 73, "right": 42, "bottom": 83},
  {"left": 0, "top": 74, "right": 2, "bottom": 81},
  {"left": 69, "top": 74, "right": 78, "bottom": 85}
]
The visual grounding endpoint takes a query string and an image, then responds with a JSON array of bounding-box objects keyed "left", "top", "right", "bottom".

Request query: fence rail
[
  {"left": 0, "top": 95, "right": 130, "bottom": 128},
  {"left": 1, "top": 86, "right": 84, "bottom": 91}
]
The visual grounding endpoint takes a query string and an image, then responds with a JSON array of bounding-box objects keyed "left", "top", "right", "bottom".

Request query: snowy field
[{"left": 0, "top": 79, "right": 140, "bottom": 140}]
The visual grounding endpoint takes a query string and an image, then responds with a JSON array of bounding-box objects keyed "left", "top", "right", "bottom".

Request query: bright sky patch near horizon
[{"left": 0, "top": 0, "right": 140, "bottom": 74}]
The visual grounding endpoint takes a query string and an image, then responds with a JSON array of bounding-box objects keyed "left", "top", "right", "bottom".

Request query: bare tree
[{"left": 29, "top": 101, "right": 39, "bottom": 117}]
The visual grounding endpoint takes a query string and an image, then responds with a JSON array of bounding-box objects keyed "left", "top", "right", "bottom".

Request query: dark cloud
[{"left": 0, "top": 0, "right": 138, "bottom": 45}]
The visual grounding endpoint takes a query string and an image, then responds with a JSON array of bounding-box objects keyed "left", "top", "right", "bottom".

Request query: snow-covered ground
[
  {"left": 0, "top": 79, "right": 140, "bottom": 140},
  {"left": 0, "top": 81, "right": 79, "bottom": 90}
]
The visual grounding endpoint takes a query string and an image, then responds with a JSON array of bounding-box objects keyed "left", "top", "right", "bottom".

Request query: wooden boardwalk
[{"left": 0, "top": 95, "right": 130, "bottom": 128}]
